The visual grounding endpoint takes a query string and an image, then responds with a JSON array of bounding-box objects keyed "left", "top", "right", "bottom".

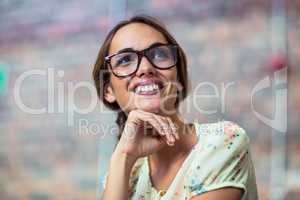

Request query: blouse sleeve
[{"left": 189, "top": 121, "right": 256, "bottom": 199}]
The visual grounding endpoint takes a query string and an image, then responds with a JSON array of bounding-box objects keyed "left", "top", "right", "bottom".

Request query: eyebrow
[{"left": 116, "top": 42, "right": 167, "bottom": 54}]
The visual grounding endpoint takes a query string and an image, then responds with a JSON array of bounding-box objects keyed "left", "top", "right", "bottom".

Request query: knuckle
[
  {"left": 149, "top": 112, "right": 156, "bottom": 118},
  {"left": 128, "top": 110, "right": 138, "bottom": 118}
]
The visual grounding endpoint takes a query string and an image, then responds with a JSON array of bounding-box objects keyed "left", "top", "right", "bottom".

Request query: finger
[
  {"left": 137, "top": 110, "right": 174, "bottom": 145},
  {"left": 163, "top": 117, "right": 176, "bottom": 143},
  {"left": 136, "top": 111, "right": 170, "bottom": 138},
  {"left": 166, "top": 117, "right": 179, "bottom": 140},
  {"left": 143, "top": 121, "right": 158, "bottom": 136},
  {"left": 153, "top": 115, "right": 175, "bottom": 144},
  {"left": 140, "top": 111, "right": 167, "bottom": 136},
  {"left": 141, "top": 119, "right": 171, "bottom": 146},
  {"left": 141, "top": 114, "right": 172, "bottom": 145},
  {"left": 166, "top": 140, "right": 175, "bottom": 146},
  {"left": 142, "top": 116, "right": 165, "bottom": 137},
  {"left": 125, "top": 110, "right": 162, "bottom": 139}
]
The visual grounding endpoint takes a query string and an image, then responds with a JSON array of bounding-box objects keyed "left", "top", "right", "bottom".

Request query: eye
[
  {"left": 150, "top": 46, "right": 172, "bottom": 61},
  {"left": 113, "top": 53, "right": 137, "bottom": 67}
]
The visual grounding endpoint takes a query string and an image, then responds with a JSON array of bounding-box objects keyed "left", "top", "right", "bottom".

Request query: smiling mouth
[{"left": 133, "top": 83, "right": 163, "bottom": 95}]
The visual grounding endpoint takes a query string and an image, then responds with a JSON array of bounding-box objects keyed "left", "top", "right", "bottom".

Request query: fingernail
[
  {"left": 171, "top": 127, "right": 178, "bottom": 139},
  {"left": 174, "top": 132, "right": 179, "bottom": 140},
  {"left": 167, "top": 141, "right": 174, "bottom": 146},
  {"left": 170, "top": 134, "right": 175, "bottom": 142},
  {"left": 167, "top": 133, "right": 173, "bottom": 142}
]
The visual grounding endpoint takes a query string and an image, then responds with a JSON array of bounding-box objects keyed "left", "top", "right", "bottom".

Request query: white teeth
[{"left": 135, "top": 84, "right": 159, "bottom": 93}]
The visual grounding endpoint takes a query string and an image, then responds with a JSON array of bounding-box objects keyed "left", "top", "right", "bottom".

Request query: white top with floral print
[{"left": 103, "top": 121, "right": 258, "bottom": 200}]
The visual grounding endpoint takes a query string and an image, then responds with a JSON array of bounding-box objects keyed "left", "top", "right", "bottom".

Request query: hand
[{"left": 115, "top": 110, "right": 179, "bottom": 160}]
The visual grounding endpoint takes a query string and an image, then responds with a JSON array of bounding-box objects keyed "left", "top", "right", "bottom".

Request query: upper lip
[{"left": 130, "top": 78, "right": 164, "bottom": 92}]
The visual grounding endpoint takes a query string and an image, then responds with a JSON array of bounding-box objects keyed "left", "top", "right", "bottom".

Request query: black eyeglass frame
[{"left": 104, "top": 44, "right": 178, "bottom": 77}]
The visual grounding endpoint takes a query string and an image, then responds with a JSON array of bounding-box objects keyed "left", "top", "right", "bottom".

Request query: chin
[
  {"left": 133, "top": 98, "right": 176, "bottom": 114},
  {"left": 136, "top": 102, "right": 161, "bottom": 113}
]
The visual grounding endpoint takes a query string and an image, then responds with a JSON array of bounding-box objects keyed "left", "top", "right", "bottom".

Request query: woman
[{"left": 93, "top": 15, "right": 258, "bottom": 200}]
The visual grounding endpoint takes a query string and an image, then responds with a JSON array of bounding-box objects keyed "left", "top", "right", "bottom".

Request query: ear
[
  {"left": 104, "top": 84, "right": 116, "bottom": 103},
  {"left": 176, "top": 78, "right": 183, "bottom": 92},
  {"left": 176, "top": 82, "right": 183, "bottom": 92}
]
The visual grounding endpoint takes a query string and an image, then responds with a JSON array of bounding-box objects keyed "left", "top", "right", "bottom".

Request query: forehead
[{"left": 109, "top": 23, "right": 168, "bottom": 54}]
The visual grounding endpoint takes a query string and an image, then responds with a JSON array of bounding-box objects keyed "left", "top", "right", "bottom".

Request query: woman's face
[{"left": 105, "top": 23, "right": 180, "bottom": 115}]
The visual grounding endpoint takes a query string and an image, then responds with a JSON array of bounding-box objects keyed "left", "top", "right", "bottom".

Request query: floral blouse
[{"left": 102, "top": 121, "right": 258, "bottom": 200}]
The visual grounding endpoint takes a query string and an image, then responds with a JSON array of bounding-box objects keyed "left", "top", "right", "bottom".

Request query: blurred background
[{"left": 0, "top": 0, "right": 299, "bottom": 199}]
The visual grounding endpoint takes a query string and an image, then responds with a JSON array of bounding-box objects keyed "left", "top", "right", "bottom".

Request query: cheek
[
  {"left": 110, "top": 77, "right": 130, "bottom": 99},
  {"left": 163, "top": 68, "right": 178, "bottom": 81},
  {"left": 110, "top": 75, "right": 128, "bottom": 89}
]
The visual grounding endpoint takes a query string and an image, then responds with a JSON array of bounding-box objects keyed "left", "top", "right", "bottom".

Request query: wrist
[{"left": 111, "top": 147, "right": 137, "bottom": 169}]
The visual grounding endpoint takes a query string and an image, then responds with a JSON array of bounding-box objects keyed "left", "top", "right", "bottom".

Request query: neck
[{"left": 149, "top": 113, "right": 197, "bottom": 170}]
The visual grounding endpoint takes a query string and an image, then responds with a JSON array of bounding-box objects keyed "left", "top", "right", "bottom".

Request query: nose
[{"left": 135, "top": 56, "right": 157, "bottom": 77}]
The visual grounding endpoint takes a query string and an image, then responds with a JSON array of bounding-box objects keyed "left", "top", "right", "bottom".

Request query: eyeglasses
[{"left": 105, "top": 44, "right": 178, "bottom": 77}]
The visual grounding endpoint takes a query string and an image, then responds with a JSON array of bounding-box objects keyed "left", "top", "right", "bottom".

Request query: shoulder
[
  {"left": 185, "top": 121, "right": 255, "bottom": 196},
  {"left": 195, "top": 120, "right": 250, "bottom": 152},
  {"left": 189, "top": 120, "right": 252, "bottom": 182},
  {"left": 185, "top": 121, "right": 256, "bottom": 198}
]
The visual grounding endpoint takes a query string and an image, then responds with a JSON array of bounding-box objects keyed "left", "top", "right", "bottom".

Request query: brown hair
[{"left": 93, "top": 14, "right": 190, "bottom": 139}]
